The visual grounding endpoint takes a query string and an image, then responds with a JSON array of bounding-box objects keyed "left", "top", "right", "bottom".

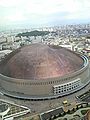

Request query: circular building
[{"left": 0, "top": 44, "right": 89, "bottom": 100}]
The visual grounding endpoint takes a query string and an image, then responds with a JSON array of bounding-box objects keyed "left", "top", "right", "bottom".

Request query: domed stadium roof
[{"left": 0, "top": 44, "right": 84, "bottom": 80}]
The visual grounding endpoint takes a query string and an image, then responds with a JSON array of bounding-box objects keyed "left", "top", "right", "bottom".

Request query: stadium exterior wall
[{"left": 0, "top": 55, "right": 89, "bottom": 100}]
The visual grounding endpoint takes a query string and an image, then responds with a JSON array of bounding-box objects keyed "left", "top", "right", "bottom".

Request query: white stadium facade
[{"left": 0, "top": 43, "right": 89, "bottom": 100}]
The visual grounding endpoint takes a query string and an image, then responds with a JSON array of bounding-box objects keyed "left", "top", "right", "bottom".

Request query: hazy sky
[{"left": 0, "top": 0, "right": 90, "bottom": 28}]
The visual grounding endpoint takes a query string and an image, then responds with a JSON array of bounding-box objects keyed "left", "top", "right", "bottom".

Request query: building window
[{"left": 53, "top": 78, "right": 81, "bottom": 95}]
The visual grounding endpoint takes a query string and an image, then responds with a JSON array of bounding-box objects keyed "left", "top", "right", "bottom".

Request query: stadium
[{"left": 0, "top": 43, "right": 89, "bottom": 100}]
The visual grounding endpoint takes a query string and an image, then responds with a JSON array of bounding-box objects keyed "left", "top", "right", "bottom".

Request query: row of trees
[{"left": 16, "top": 30, "right": 50, "bottom": 37}]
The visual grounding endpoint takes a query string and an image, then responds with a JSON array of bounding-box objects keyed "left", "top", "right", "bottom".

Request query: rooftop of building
[{"left": 0, "top": 43, "right": 84, "bottom": 80}]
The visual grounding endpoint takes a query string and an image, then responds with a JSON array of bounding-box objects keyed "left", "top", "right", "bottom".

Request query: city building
[
  {"left": 0, "top": 99, "right": 30, "bottom": 120},
  {"left": 0, "top": 43, "right": 89, "bottom": 100}
]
